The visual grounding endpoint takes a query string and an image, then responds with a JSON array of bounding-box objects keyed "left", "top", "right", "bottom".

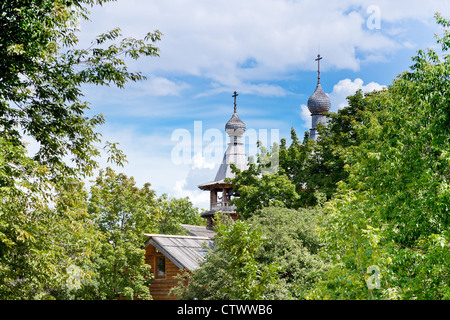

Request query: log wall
[{"left": 145, "top": 243, "right": 186, "bottom": 300}]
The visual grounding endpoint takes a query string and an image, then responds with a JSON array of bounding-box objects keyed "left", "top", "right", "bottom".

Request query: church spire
[
  {"left": 198, "top": 91, "right": 248, "bottom": 229},
  {"left": 225, "top": 91, "right": 246, "bottom": 134},
  {"left": 307, "top": 55, "right": 331, "bottom": 141}
]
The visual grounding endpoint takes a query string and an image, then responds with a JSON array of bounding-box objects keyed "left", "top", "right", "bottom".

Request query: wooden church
[
  {"left": 144, "top": 56, "right": 331, "bottom": 299},
  {"left": 144, "top": 227, "right": 215, "bottom": 300},
  {"left": 197, "top": 91, "right": 249, "bottom": 228},
  {"left": 144, "top": 92, "right": 249, "bottom": 299}
]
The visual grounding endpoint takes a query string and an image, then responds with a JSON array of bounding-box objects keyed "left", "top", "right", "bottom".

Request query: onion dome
[
  {"left": 307, "top": 82, "right": 331, "bottom": 114},
  {"left": 307, "top": 54, "right": 331, "bottom": 114},
  {"left": 225, "top": 112, "right": 246, "bottom": 132},
  {"left": 225, "top": 91, "right": 246, "bottom": 135}
]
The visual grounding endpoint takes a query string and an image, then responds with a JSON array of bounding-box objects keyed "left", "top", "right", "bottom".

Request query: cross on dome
[
  {"left": 232, "top": 91, "right": 238, "bottom": 113},
  {"left": 307, "top": 54, "right": 331, "bottom": 115},
  {"left": 315, "top": 54, "right": 323, "bottom": 84},
  {"left": 225, "top": 91, "right": 246, "bottom": 134}
]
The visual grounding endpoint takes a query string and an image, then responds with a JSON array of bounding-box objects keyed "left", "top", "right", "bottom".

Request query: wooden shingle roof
[
  {"left": 144, "top": 234, "right": 214, "bottom": 271},
  {"left": 180, "top": 224, "right": 216, "bottom": 238}
]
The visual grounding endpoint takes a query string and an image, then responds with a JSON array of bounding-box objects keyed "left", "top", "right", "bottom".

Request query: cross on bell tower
[
  {"left": 315, "top": 54, "right": 323, "bottom": 84},
  {"left": 198, "top": 91, "right": 248, "bottom": 229},
  {"left": 232, "top": 91, "right": 238, "bottom": 113}
]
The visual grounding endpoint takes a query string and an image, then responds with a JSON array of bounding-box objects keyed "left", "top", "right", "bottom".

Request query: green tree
[
  {"left": 174, "top": 207, "right": 326, "bottom": 300},
  {"left": 309, "top": 14, "right": 450, "bottom": 300},
  {"left": 1, "top": 0, "right": 161, "bottom": 180},
  {"left": 230, "top": 143, "right": 301, "bottom": 219},
  {"left": 49, "top": 178, "right": 104, "bottom": 299},
  {"left": 82, "top": 168, "right": 204, "bottom": 299},
  {"left": 248, "top": 207, "right": 327, "bottom": 299},
  {"left": 231, "top": 164, "right": 300, "bottom": 220},
  {"left": 278, "top": 129, "right": 316, "bottom": 207},
  {"left": 231, "top": 90, "right": 380, "bottom": 213},
  {"left": 304, "top": 89, "right": 383, "bottom": 202},
  {"left": 155, "top": 194, "right": 205, "bottom": 235},
  {"left": 0, "top": 135, "right": 60, "bottom": 299},
  {"left": 173, "top": 215, "right": 280, "bottom": 300},
  {"left": 85, "top": 167, "right": 156, "bottom": 299},
  {"left": 0, "top": 0, "right": 161, "bottom": 299}
]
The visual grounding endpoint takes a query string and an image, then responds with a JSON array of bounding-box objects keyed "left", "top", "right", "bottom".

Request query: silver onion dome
[
  {"left": 307, "top": 54, "right": 331, "bottom": 115},
  {"left": 225, "top": 112, "right": 246, "bottom": 132},
  {"left": 307, "top": 83, "right": 331, "bottom": 114},
  {"left": 225, "top": 91, "right": 246, "bottom": 134}
]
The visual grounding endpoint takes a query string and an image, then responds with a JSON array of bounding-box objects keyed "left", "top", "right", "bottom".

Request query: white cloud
[
  {"left": 197, "top": 83, "right": 289, "bottom": 98},
  {"left": 191, "top": 152, "right": 217, "bottom": 170},
  {"left": 91, "top": 123, "right": 218, "bottom": 210},
  {"left": 300, "top": 104, "right": 312, "bottom": 128},
  {"left": 73, "top": 0, "right": 450, "bottom": 210},
  {"left": 173, "top": 179, "right": 210, "bottom": 210},
  {"left": 89, "top": 124, "right": 189, "bottom": 193},
  {"left": 79, "top": 0, "right": 447, "bottom": 93},
  {"left": 134, "top": 76, "right": 190, "bottom": 97},
  {"left": 329, "top": 78, "right": 386, "bottom": 110},
  {"left": 361, "top": 0, "right": 450, "bottom": 23}
]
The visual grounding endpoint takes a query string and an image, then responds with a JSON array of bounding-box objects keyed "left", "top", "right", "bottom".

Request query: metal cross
[
  {"left": 232, "top": 91, "right": 238, "bottom": 113},
  {"left": 315, "top": 54, "right": 323, "bottom": 83}
]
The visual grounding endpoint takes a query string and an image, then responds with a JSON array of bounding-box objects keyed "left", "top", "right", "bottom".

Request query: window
[
  {"left": 156, "top": 258, "right": 166, "bottom": 278},
  {"left": 197, "top": 249, "right": 208, "bottom": 258}
]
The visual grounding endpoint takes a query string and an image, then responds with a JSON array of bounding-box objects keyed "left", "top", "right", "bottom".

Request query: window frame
[{"left": 156, "top": 257, "right": 166, "bottom": 278}]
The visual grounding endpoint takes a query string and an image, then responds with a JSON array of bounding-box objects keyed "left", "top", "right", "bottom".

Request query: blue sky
[{"left": 75, "top": 0, "right": 450, "bottom": 210}]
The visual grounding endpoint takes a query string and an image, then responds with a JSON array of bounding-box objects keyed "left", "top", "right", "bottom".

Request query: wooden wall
[{"left": 145, "top": 243, "right": 187, "bottom": 300}]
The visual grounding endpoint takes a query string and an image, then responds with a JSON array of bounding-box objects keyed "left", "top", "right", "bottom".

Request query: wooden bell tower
[{"left": 198, "top": 91, "right": 248, "bottom": 228}]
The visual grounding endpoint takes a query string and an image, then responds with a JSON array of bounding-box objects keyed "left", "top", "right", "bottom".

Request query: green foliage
[
  {"left": 308, "top": 14, "right": 450, "bottom": 300},
  {"left": 0, "top": 0, "right": 164, "bottom": 300},
  {"left": 174, "top": 207, "right": 326, "bottom": 300},
  {"left": 173, "top": 215, "right": 281, "bottom": 300},
  {"left": 0, "top": 136, "right": 58, "bottom": 299},
  {"left": 214, "top": 217, "right": 280, "bottom": 300},
  {"left": 49, "top": 178, "right": 104, "bottom": 300},
  {"left": 1, "top": 0, "right": 161, "bottom": 181},
  {"left": 231, "top": 90, "right": 378, "bottom": 215},
  {"left": 0, "top": 137, "right": 101, "bottom": 299},
  {"left": 78, "top": 168, "right": 204, "bottom": 299},
  {"left": 278, "top": 129, "right": 317, "bottom": 207},
  {"left": 3, "top": 0, "right": 450, "bottom": 301},
  {"left": 307, "top": 90, "right": 383, "bottom": 200},
  {"left": 231, "top": 162, "right": 300, "bottom": 219},
  {"left": 88, "top": 168, "right": 158, "bottom": 235},
  {"left": 248, "top": 207, "right": 327, "bottom": 299},
  {"left": 85, "top": 168, "right": 155, "bottom": 299},
  {"left": 225, "top": 14, "right": 450, "bottom": 301},
  {"left": 155, "top": 194, "right": 205, "bottom": 235}
]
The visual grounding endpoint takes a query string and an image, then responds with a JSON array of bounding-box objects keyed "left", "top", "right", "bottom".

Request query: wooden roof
[
  {"left": 144, "top": 234, "right": 214, "bottom": 271},
  {"left": 197, "top": 179, "right": 234, "bottom": 191},
  {"left": 180, "top": 224, "right": 216, "bottom": 238}
]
